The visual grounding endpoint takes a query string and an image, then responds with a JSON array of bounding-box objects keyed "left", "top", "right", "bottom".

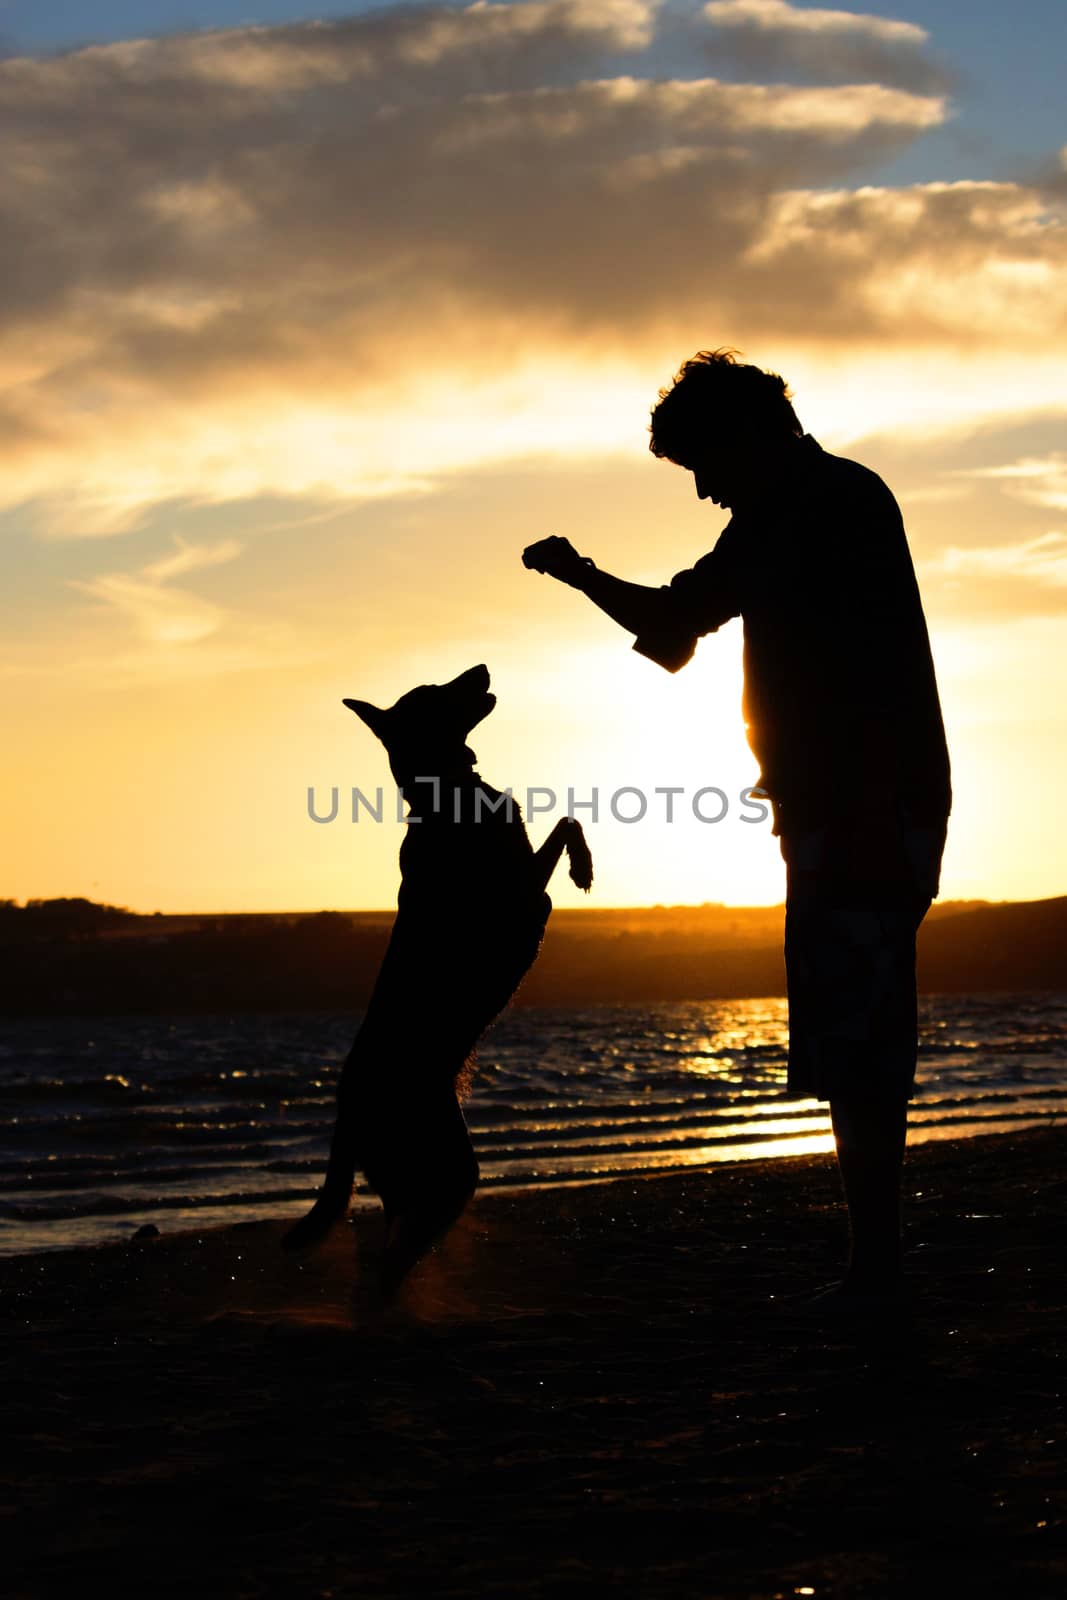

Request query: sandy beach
[{"left": 3, "top": 1127, "right": 1064, "bottom": 1599}]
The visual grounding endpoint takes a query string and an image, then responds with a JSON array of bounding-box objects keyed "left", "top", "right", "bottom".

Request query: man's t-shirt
[{"left": 632, "top": 435, "right": 952, "bottom": 832}]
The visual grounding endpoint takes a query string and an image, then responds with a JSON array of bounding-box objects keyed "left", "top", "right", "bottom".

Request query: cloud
[
  {"left": 0, "top": 2, "right": 1062, "bottom": 533},
  {"left": 955, "top": 454, "right": 1067, "bottom": 512},
  {"left": 939, "top": 531, "right": 1067, "bottom": 588},
  {"left": 70, "top": 573, "right": 226, "bottom": 645},
  {"left": 923, "top": 530, "right": 1067, "bottom": 620},
  {"left": 141, "top": 533, "right": 244, "bottom": 583},
  {"left": 706, "top": 0, "right": 926, "bottom": 43},
  {"left": 71, "top": 535, "right": 243, "bottom": 644},
  {"left": 740, "top": 181, "right": 1067, "bottom": 342},
  {"left": 700, "top": 0, "right": 950, "bottom": 92}
]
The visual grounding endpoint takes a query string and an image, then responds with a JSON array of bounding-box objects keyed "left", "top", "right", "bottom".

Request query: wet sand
[{"left": 3, "top": 1127, "right": 1065, "bottom": 1598}]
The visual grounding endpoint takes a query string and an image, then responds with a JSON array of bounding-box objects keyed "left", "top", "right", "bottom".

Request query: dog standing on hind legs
[{"left": 283, "top": 663, "right": 592, "bottom": 1293}]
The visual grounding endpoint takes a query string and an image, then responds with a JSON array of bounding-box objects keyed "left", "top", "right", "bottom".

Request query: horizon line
[{"left": 11, "top": 894, "right": 1056, "bottom": 918}]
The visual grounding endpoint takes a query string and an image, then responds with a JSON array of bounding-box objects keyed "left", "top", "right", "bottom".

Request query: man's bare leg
[{"left": 829, "top": 1093, "right": 908, "bottom": 1295}]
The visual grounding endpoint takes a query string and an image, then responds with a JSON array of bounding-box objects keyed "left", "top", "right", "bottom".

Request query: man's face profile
[
  {"left": 689, "top": 451, "right": 731, "bottom": 508},
  {"left": 673, "top": 414, "right": 791, "bottom": 513},
  {"left": 675, "top": 427, "right": 752, "bottom": 511}
]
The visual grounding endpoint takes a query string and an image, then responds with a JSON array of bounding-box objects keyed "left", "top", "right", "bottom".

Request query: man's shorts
[{"left": 780, "top": 822, "right": 947, "bottom": 1102}]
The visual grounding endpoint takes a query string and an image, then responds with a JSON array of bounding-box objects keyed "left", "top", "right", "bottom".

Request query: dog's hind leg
[{"left": 378, "top": 1094, "right": 480, "bottom": 1296}]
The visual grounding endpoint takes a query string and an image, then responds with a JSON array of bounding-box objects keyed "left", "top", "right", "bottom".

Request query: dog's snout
[{"left": 450, "top": 663, "right": 491, "bottom": 695}]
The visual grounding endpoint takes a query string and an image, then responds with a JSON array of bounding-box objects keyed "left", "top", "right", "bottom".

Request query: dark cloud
[
  {"left": 0, "top": 1, "right": 1063, "bottom": 523},
  {"left": 0, "top": 5, "right": 949, "bottom": 355}
]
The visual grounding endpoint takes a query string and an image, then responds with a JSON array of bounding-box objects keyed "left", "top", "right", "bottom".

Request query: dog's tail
[{"left": 564, "top": 818, "right": 593, "bottom": 892}]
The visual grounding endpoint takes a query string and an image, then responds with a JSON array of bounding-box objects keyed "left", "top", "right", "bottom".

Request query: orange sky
[{"left": 2, "top": 2, "right": 1066, "bottom": 912}]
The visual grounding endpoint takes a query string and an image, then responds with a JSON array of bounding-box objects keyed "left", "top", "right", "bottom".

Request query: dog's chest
[{"left": 398, "top": 810, "right": 532, "bottom": 892}]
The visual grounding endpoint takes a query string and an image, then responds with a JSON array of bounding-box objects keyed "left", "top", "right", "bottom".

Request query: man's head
[{"left": 649, "top": 349, "right": 802, "bottom": 509}]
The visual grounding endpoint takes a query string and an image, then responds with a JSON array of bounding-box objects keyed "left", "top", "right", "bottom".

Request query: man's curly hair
[{"left": 649, "top": 349, "right": 802, "bottom": 463}]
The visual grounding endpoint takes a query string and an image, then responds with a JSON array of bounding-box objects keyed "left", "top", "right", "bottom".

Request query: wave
[{"left": 1, "top": 995, "right": 1064, "bottom": 1253}]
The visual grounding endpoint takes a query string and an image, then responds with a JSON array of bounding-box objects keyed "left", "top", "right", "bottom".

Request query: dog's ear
[{"left": 343, "top": 698, "right": 389, "bottom": 740}]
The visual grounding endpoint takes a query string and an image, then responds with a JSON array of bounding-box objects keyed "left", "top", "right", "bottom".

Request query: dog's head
[{"left": 344, "top": 663, "right": 496, "bottom": 781}]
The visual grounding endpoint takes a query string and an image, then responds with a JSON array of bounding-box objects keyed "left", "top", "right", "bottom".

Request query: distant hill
[
  {"left": 0, "top": 894, "right": 1065, "bottom": 1014},
  {"left": 916, "top": 895, "right": 1067, "bottom": 993}
]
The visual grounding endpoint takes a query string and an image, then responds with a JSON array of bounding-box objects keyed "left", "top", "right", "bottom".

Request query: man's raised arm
[
  {"left": 522, "top": 535, "right": 667, "bottom": 631},
  {"left": 522, "top": 535, "right": 701, "bottom": 673}
]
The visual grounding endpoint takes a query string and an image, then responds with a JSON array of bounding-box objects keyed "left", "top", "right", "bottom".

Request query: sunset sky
[{"left": 2, "top": 0, "right": 1065, "bottom": 912}]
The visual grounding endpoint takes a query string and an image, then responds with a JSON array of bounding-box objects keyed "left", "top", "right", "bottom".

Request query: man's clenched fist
[{"left": 522, "top": 536, "right": 593, "bottom": 588}]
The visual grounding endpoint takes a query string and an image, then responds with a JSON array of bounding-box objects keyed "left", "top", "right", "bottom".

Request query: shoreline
[
  {"left": 3, "top": 1110, "right": 1060, "bottom": 1263},
  {"left": 4, "top": 1127, "right": 1065, "bottom": 1596}
]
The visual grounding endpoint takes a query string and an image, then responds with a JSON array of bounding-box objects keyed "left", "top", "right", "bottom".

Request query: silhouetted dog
[{"left": 283, "top": 663, "right": 592, "bottom": 1291}]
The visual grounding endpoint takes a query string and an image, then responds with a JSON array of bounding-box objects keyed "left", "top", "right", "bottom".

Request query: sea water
[{"left": 1, "top": 995, "right": 1064, "bottom": 1254}]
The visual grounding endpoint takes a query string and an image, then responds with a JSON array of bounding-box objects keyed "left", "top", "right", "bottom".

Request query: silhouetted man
[{"left": 523, "top": 349, "right": 951, "bottom": 1303}]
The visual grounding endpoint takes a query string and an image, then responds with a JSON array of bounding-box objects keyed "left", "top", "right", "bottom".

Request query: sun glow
[
  {"left": 472, "top": 639, "right": 789, "bottom": 909},
  {"left": 4, "top": 3, "right": 1067, "bottom": 914}
]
